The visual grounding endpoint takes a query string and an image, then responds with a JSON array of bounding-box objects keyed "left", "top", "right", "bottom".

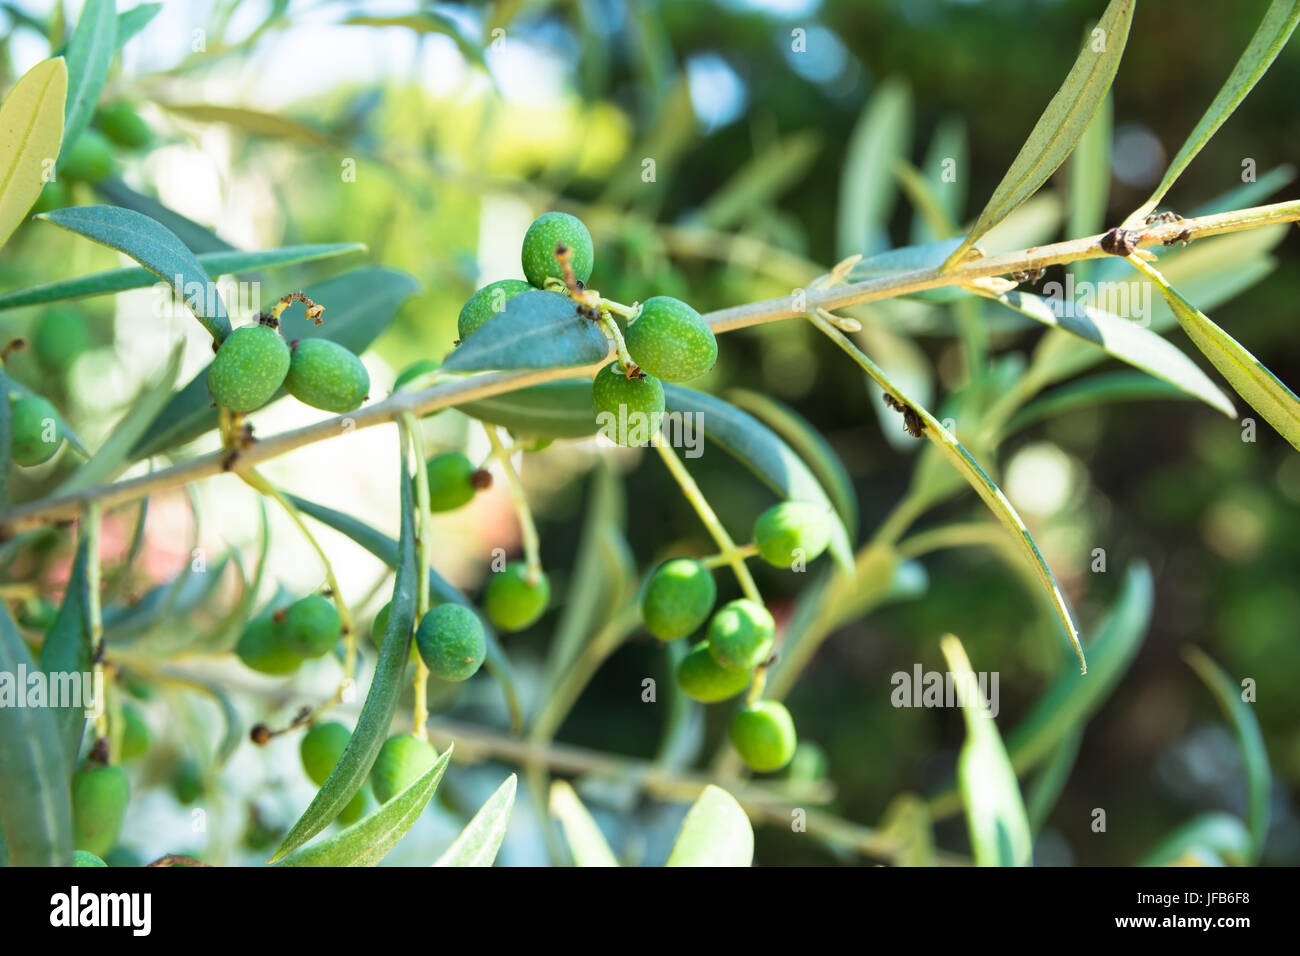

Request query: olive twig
[
  {"left": 483, "top": 426, "right": 543, "bottom": 582},
  {"left": 699, "top": 543, "right": 759, "bottom": 569},
  {"left": 401, "top": 412, "right": 434, "bottom": 741},
  {"left": 654, "top": 442, "right": 762, "bottom": 604}
]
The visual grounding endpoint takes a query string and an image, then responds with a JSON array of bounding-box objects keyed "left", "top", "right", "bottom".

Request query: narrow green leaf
[
  {"left": 911, "top": 115, "right": 967, "bottom": 245},
  {"left": 725, "top": 388, "right": 859, "bottom": 537},
  {"left": 837, "top": 77, "right": 911, "bottom": 259},
  {"left": 1067, "top": 92, "right": 1112, "bottom": 284},
  {"left": 1138, "top": 812, "right": 1253, "bottom": 867},
  {"left": 0, "top": 603, "right": 75, "bottom": 866},
  {"left": 663, "top": 385, "right": 854, "bottom": 575},
  {"left": 93, "top": 177, "right": 235, "bottom": 253},
  {"left": 1125, "top": 0, "right": 1300, "bottom": 226},
  {"left": 694, "top": 131, "right": 821, "bottom": 231},
  {"left": 1025, "top": 727, "right": 1083, "bottom": 835},
  {"left": 943, "top": 0, "right": 1136, "bottom": 268},
  {"left": 38, "top": 535, "right": 93, "bottom": 772},
  {"left": 286, "top": 493, "right": 523, "bottom": 734},
  {"left": 271, "top": 439, "right": 419, "bottom": 862},
  {"left": 941, "top": 635, "right": 1032, "bottom": 867},
  {"left": 1007, "top": 371, "right": 1198, "bottom": 434},
  {"left": 457, "top": 378, "right": 598, "bottom": 439},
  {"left": 0, "top": 58, "right": 67, "bottom": 249},
  {"left": 36, "top": 205, "right": 232, "bottom": 342},
  {"left": 277, "top": 748, "right": 453, "bottom": 867},
  {"left": 344, "top": 13, "right": 486, "bottom": 67},
  {"left": 665, "top": 784, "right": 753, "bottom": 867},
  {"left": 433, "top": 774, "right": 517, "bottom": 867},
  {"left": 59, "top": 0, "right": 115, "bottom": 154},
  {"left": 549, "top": 780, "right": 619, "bottom": 867},
  {"left": 1189, "top": 163, "right": 1295, "bottom": 217},
  {"left": 116, "top": 4, "right": 162, "bottom": 48},
  {"left": 808, "top": 314, "right": 1085, "bottom": 671},
  {"left": 157, "top": 103, "right": 334, "bottom": 146},
  {"left": 0, "top": 243, "right": 365, "bottom": 311},
  {"left": 981, "top": 288, "right": 1236, "bottom": 418},
  {"left": 132, "top": 266, "right": 418, "bottom": 458},
  {"left": 1130, "top": 257, "right": 1300, "bottom": 452},
  {"left": 1184, "top": 648, "right": 1270, "bottom": 864},
  {"left": 442, "top": 290, "right": 607, "bottom": 373}
]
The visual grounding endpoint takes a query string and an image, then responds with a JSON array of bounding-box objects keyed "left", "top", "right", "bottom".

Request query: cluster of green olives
[
  {"left": 34, "top": 101, "right": 152, "bottom": 213},
  {"left": 300, "top": 722, "right": 438, "bottom": 814},
  {"left": 641, "top": 501, "right": 833, "bottom": 772},
  {"left": 235, "top": 593, "right": 343, "bottom": 675},
  {"left": 207, "top": 318, "right": 369, "bottom": 415}
]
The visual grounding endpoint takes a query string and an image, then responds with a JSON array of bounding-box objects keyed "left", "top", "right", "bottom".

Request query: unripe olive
[
  {"left": 300, "top": 721, "right": 352, "bottom": 785},
  {"left": 207, "top": 324, "right": 291, "bottom": 412},
  {"left": 676, "top": 641, "right": 752, "bottom": 702},
  {"left": 591, "top": 362, "right": 664, "bottom": 446},
  {"left": 426, "top": 452, "right": 482, "bottom": 512},
  {"left": 416, "top": 604, "right": 487, "bottom": 682},
  {"left": 521, "top": 212, "right": 593, "bottom": 288},
  {"left": 10, "top": 394, "right": 64, "bottom": 466},
  {"left": 284, "top": 338, "right": 369, "bottom": 412},
  {"left": 31, "top": 179, "right": 69, "bottom": 214},
  {"left": 370, "top": 734, "right": 437, "bottom": 803},
  {"left": 60, "top": 129, "right": 114, "bottom": 181},
  {"left": 753, "top": 501, "right": 831, "bottom": 568},
  {"left": 32, "top": 307, "right": 89, "bottom": 370},
  {"left": 235, "top": 616, "right": 299, "bottom": 675},
  {"left": 283, "top": 594, "right": 341, "bottom": 659},
  {"left": 458, "top": 278, "right": 532, "bottom": 339},
  {"left": 624, "top": 296, "right": 717, "bottom": 383},
  {"left": 338, "top": 789, "right": 367, "bottom": 825},
  {"left": 71, "top": 764, "right": 129, "bottom": 858},
  {"left": 119, "top": 704, "right": 151, "bottom": 761},
  {"left": 706, "top": 599, "right": 775, "bottom": 672},
  {"left": 641, "top": 558, "right": 716, "bottom": 641},
  {"left": 17, "top": 596, "right": 57, "bottom": 631},
  {"left": 95, "top": 101, "right": 152, "bottom": 150},
  {"left": 484, "top": 561, "right": 550, "bottom": 632},
  {"left": 729, "top": 701, "right": 797, "bottom": 772},
  {"left": 74, "top": 850, "right": 107, "bottom": 867},
  {"left": 171, "top": 758, "right": 204, "bottom": 805}
]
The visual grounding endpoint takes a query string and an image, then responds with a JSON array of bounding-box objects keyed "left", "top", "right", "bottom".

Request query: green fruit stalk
[
  {"left": 207, "top": 323, "right": 291, "bottom": 412},
  {"left": 624, "top": 296, "right": 717, "bottom": 383},
  {"left": 284, "top": 338, "right": 369, "bottom": 412},
  {"left": 416, "top": 604, "right": 487, "bottom": 681},
  {"left": 641, "top": 558, "right": 716, "bottom": 641}
]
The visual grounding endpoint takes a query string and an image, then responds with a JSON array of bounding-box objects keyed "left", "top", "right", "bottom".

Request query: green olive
[
  {"left": 484, "top": 561, "right": 550, "bottom": 632},
  {"left": 729, "top": 701, "right": 797, "bottom": 772},
  {"left": 207, "top": 324, "right": 291, "bottom": 412},
  {"left": 675, "top": 641, "right": 752, "bottom": 703},
  {"left": 71, "top": 764, "right": 130, "bottom": 858},
  {"left": 416, "top": 604, "right": 487, "bottom": 682},
  {"left": 369, "top": 734, "right": 437, "bottom": 803},
  {"left": 706, "top": 599, "right": 775, "bottom": 672},
  {"left": 624, "top": 296, "right": 717, "bottom": 383},
  {"left": 640, "top": 558, "right": 716, "bottom": 641},
  {"left": 284, "top": 338, "right": 370, "bottom": 413},
  {"left": 753, "top": 501, "right": 832, "bottom": 568},
  {"left": 458, "top": 278, "right": 533, "bottom": 339},
  {"left": 521, "top": 212, "right": 593, "bottom": 288}
]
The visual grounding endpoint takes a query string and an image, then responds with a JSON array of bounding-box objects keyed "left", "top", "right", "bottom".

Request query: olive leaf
[
  {"left": 663, "top": 385, "right": 856, "bottom": 573},
  {"left": 277, "top": 748, "right": 454, "bottom": 867},
  {"left": 271, "top": 438, "right": 420, "bottom": 863},
  {"left": 1184, "top": 648, "right": 1270, "bottom": 864},
  {"left": 1005, "top": 372, "right": 1196, "bottom": 435},
  {"left": 910, "top": 115, "right": 967, "bottom": 245},
  {"left": 132, "top": 266, "right": 420, "bottom": 458},
  {"left": 1124, "top": 0, "right": 1300, "bottom": 227},
  {"left": 442, "top": 290, "right": 608, "bottom": 373},
  {"left": 93, "top": 177, "right": 235, "bottom": 253},
  {"left": 0, "top": 58, "right": 67, "bottom": 249},
  {"left": 36, "top": 205, "right": 233, "bottom": 342},
  {"left": 433, "top": 774, "right": 517, "bottom": 867},
  {"left": 343, "top": 13, "right": 486, "bottom": 67},
  {"left": 116, "top": 3, "right": 162, "bottom": 47},
  {"left": 0, "top": 603, "right": 75, "bottom": 866},
  {"left": 941, "top": 635, "right": 1032, "bottom": 867},
  {"left": 664, "top": 785, "right": 753, "bottom": 867},
  {"left": 38, "top": 534, "right": 94, "bottom": 773},
  {"left": 978, "top": 288, "right": 1236, "bottom": 418},
  {"left": 1129, "top": 257, "right": 1300, "bottom": 452},
  {"left": 838, "top": 76, "right": 911, "bottom": 260},
  {"left": 694, "top": 130, "right": 821, "bottom": 232},
  {"left": 942, "top": 0, "right": 1136, "bottom": 268},
  {"left": 457, "top": 378, "right": 598, "bottom": 439},
  {"left": 0, "top": 243, "right": 365, "bottom": 311},
  {"left": 59, "top": 0, "right": 115, "bottom": 157},
  {"left": 285, "top": 492, "right": 523, "bottom": 734},
  {"left": 1066, "top": 92, "right": 1112, "bottom": 285},
  {"left": 156, "top": 103, "right": 334, "bottom": 146},
  {"left": 549, "top": 780, "right": 619, "bottom": 867}
]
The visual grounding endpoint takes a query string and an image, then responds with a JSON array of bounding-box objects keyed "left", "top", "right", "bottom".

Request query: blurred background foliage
[{"left": 2, "top": 0, "right": 1298, "bottom": 865}]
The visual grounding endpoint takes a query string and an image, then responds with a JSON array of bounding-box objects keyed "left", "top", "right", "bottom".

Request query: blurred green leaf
[
  {"left": 1025, "top": 727, "right": 1083, "bottom": 835},
  {"left": 1131, "top": 258, "right": 1300, "bottom": 452},
  {"left": 457, "top": 378, "right": 597, "bottom": 439},
  {"left": 433, "top": 774, "right": 517, "bottom": 867},
  {"left": 837, "top": 77, "right": 911, "bottom": 259},
  {"left": 272, "top": 441, "right": 419, "bottom": 862},
  {"left": 1138, "top": 812, "right": 1253, "bottom": 867},
  {"left": 38, "top": 534, "right": 93, "bottom": 772},
  {"left": 945, "top": 0, "right": 1135, "bottom": 267},
  {"left": 549, "top": 780, "right": 619, "bottom": 866},
  {"left": 878, "top": 793, "right": 936, "bottom": 866},
  {"left": 694, "top": 131, "right": 821, "bottom": 231},
  {"left": 0, "top": 58, "right": 66, "bottom": 249},
  {"left": 36, "top": 205, "right": 232, "bottom": 342},
  {"left": 911, "top": 115, "right": 967, "bottom": 245},
  {"left": 344, "top": 13, "right": 486, "bottom": 67},
  {"left": 156, "top": 102, "right": 334, "bottom": 146},
  {"left": 443, "top": 290, "right": 606, "bottom": 373},
  {"left": 665, "top": 784, "right": 753, "bottom": 867},
  {"left": 93, "top": 177, "right": 234, "bottom": 252},
  {"left": 133, "top": 266, "right": 419, "bottom": 458},
  {"left": 663, "top": 385, "right": 854, "bottom": 575},
  {"left": 1184, "top": 648, "right": 1270, "bottom": 864},
  {"left": 0, "top": 243, "right": 366, "bottom": 311},
  {"left": 941, "top": 635, "right": 1032, "bottom": 867},
  {"left": 1189, "top": 163, "right": 1295, "bottom": 217},
  {"left": 0, "top": 603, "right": 75, "bottom": 866},
  {"left": 1125, "top": 0, "right": 1300, "bottom": 226},
  {"left": 980, "top": 288, "right": 1236, "bottom": 418},
  {"left": 277, "top": 748, "right": 453, "bottom": 867},
  {"left": 1006, "top": 371, "right": 1199, "bottom": 434},
  {"left": 1067, "top": 92, "right": 1112, "bottom": 284},
  {"left": 59, "top": 0, "right": 114, "bottom": 156},
  {"left": 115, "top": 3, "right": 162, "bottom": 48}
]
